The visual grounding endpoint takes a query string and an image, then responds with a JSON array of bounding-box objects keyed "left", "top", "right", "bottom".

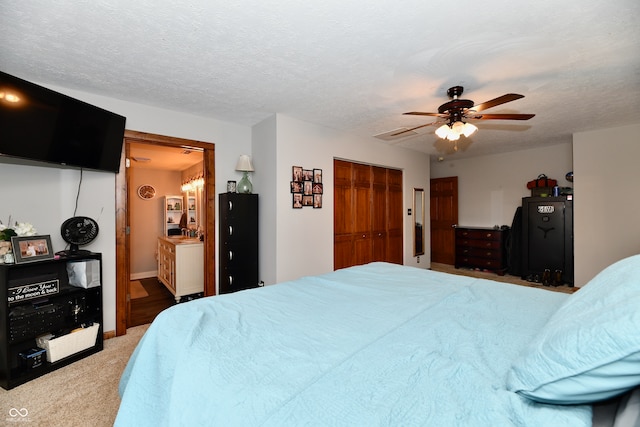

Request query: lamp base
[{"left": 237, "top": 172, "right": 253, "bottom": 194}]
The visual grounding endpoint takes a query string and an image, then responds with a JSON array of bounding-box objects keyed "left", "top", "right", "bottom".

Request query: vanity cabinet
[
  {"left": 157, "top": 237, "right": 204, "bottom": 302},
  {"left": 455, "top": 226, "right": 509, "bottom": 276},
  {"left": 163, "top": 195, "right": 185, "bottom": 236},
  {"left": 219, "top": 193, "right": 259, "bottom": 294},
  {"left": 0, "top": 253, "right": 103, "bottom": 390}
]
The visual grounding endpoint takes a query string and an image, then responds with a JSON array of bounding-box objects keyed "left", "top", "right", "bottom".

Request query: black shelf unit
[
  {"left": 0, "top": 253, "right": 103, "bottom": 390},
  {"left": 219, "top": 193, "right": 259, "bottom": 294}
]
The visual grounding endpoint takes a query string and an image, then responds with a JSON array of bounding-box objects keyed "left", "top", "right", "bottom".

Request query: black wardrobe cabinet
[
  {"left": 219, "top": 193, "right": 259, "bottom": 294},
  {"left": 521, "top": 196, "right": 574, "bottom": 286}
]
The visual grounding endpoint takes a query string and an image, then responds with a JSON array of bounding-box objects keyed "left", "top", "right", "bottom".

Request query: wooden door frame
[{"left": 115, "top": 130, "right": 216, "bottom": 336}]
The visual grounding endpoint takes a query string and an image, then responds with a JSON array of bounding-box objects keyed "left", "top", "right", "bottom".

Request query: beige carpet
[
  {"left": 130, "top": 280, "right": 149, "bottom": 299},
  {"left": 430, "top": 263, "right": 578, "bottom": 294},
  {"left": 1, "top": 324, "right": 149, "bottom": 426}
]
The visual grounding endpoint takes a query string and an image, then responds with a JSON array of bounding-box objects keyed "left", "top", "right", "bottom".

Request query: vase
[{"left": 237, "top": 171, "right": 253, "bottom": 194}]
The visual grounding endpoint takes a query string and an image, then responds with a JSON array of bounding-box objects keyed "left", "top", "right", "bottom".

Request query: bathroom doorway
[{"left": 115, "top": 130, "right": 216, "bottom": 336}]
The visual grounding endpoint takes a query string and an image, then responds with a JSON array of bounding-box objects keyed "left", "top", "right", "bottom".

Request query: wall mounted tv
[{"left": 0, "top": 70, "right": 126, "bottom": 173}]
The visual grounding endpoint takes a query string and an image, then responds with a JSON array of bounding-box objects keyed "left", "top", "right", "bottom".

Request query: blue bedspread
[{"left": 116, "top": 262, "right": 591, "bottom": 426}]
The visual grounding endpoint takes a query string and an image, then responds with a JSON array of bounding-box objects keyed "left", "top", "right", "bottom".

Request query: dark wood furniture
[
  {"left": 455, "top": 226, "right": 509, "bottom": 276},
  {"left": 0, "top": 253, "right": 103, "bottom": 390},
  {"left": 219, "top": 193, "right": 259, "bottom": 294},
  {"left": 333, "top": 160, "right": 403, "bottom": 270}
]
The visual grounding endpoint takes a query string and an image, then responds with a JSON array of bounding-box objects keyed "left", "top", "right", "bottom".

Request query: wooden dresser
[{"left": 454, "top": 226, "right": 509, "bottom": 276}]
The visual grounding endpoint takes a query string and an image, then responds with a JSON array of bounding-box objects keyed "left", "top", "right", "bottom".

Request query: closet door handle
[
  {"left": 229, "top": 226, "right": 233, "bottom": 236},
  {"left": 228, "top": 201, "right": 233, "bottom": 211},
  {"left": 229, "top": 250, "right": 233, "bottom": 260},
  {"left": 228, "top": 276, "right": 233, "bottom": 285}
]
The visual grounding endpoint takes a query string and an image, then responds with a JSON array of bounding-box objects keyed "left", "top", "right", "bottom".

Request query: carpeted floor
[
  {"left": 430, "top": 262, "right": 578, "bottom": 294},
  {"left": 1, "top": 324, "right": 149, "bottom": 426}
]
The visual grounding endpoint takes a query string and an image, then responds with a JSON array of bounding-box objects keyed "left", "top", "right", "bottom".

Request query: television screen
[{"left": 0, "top": 70, "right": 126, "bottom": 173}]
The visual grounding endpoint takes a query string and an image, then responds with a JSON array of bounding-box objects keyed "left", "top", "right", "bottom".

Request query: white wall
[
  {"left": 254, "top": 114, "right": 431, "bottom": 284},
  {"left": 430, "top": 143, "right": 573, "bottom": 227},
  {"left": 573, "top": 123, "right": 640, "bottom": 285}
]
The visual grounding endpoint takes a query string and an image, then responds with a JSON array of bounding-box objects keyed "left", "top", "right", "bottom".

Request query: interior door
[{"left": 430, "top": 176, "right": 458, "bottom": 265}]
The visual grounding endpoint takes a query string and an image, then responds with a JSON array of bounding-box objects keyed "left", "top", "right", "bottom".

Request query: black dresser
[{"left": 219, "top": 193, "right": 259, "bottom": 293}]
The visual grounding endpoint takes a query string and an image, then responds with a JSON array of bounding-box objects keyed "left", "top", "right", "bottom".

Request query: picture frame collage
[{"left": 291, "top": 166, "right": 322, "bottom": 209}]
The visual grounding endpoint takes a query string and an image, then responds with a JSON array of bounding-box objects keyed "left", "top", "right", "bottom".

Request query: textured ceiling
[{"left": 2, "top": 1, "right": 639, "bottom": 160}]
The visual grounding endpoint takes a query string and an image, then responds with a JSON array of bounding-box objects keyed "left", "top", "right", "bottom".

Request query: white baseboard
[{"left": 130, "top": 270, "right": 157, "bottom": 281}]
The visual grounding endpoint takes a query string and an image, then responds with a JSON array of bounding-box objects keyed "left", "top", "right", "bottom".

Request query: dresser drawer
[
  {"left": 456, "top": 246, "right": 502, "bottom": 260},
  {"left": 456, "top": 238, "right": 502, "bottom": 249},
  {"left": 455, "top": 228, "right": 502, "bottom": 241},
  {"left": 455, "top": 256, "right": 504, "bottom": 270}
]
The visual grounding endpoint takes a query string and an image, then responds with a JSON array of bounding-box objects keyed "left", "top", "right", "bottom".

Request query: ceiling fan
[{"left": 392, "top": 86, "right": 534, "bottom": 149}]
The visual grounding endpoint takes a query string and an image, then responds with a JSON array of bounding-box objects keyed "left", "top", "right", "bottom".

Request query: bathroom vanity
[{"left": 157, "top": 236, "right": 204, "bottom": 302}]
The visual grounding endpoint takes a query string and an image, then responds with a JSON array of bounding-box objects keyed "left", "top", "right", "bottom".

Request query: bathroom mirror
[{"left": 413, "top": 188, "right": 425, "bottom": 256}]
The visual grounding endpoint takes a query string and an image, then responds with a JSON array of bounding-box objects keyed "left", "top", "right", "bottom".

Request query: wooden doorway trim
[{"left": 115, "top": 130, "right": 216, "bottom": 336}]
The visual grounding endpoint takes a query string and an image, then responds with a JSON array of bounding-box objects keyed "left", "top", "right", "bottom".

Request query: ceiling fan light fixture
[
  {"left": 435, "top": 124, "right": 450, "bottom": 139},
  {"left": 451, "top": 121, "right": 465, "bottom": 135},
  {"left": 446, "top": 132, "right": 460, "bottom": 141},
  {"left": 462, "top": 122, "right": 478, "bottom": 137}
]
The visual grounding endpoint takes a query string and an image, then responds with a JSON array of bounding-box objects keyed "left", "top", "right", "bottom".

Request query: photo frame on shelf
[{"left": 11, "top": 235, "right": 54, "bottom": 264}]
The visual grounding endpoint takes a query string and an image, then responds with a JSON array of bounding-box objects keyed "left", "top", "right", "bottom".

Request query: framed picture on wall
[
  {"left": 290, "top": 181, "right": 302, "bottom": 193},
  {"left": 313, "top": 194, "right": 322, "bottom": 208},
  {"left": 313, "top": 169, "right": 322, "bottom": 183},
  {"left": 292, "top": 166, "right": 303, "bottom": 182},
  {"left": 292, "top": 193, "right": 303, "bottom": 209},
  {"left": 302, "top": 195, "right": 313, "bottom": 206},
  {"left": 303, "top": 169, "right": 313, "bottom": 181}
]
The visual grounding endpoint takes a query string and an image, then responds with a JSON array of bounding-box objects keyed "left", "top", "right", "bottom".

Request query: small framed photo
[
  {"left": 292, "top": 166, "right": 303, "bottom": 182},
  {"left": 292, "top": 193, "right": 303, "bottom": 209},
  {"left": 303, "top": 169, "right": 313, "bottom": 181},
  {"left": 312, "top": 182, "right": 323, "bottom": 194},
  {"left": 313, "top": 194, "right": 323, "bottom": 208},
  {"left": 290, "top": 181, "right": 302, "bottom": 193},
  {"left": 11, "top": 235, "right": 55, "bottom": 264},
  {"left": 302, "top": 195, "right": 313, "bottom": 206},
  {"left": 303, "top": 181, "right": 313, "bottom": 195},
  {"left": 313, "top": 169, "right": 322, "bottom": 183}
]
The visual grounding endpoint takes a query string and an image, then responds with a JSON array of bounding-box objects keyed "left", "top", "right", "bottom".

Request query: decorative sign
[
  {"left": 537, "top": 205, "right": 555, "bottom": 214},
  {"left": 8, "top": 279, "right": 60, "bottom": 303}
]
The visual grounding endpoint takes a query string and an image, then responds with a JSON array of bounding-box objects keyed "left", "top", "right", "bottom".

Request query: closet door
[
  {"left": 386, "top": 168, "right": 403, "bottom": 264},
  {"left": 352, "top": 163, "right": 373, "bottom": 266},
  {"left": 334, "top": 160, "right": 355, "bottom": 269},
  {"left": 333, "top": 159, "right": 403, "bottom": 270},
  {"left": 371, "top": 166, "right": 388, "bottom": 262}
]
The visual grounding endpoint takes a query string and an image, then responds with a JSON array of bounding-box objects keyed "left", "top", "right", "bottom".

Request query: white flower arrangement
[{"left": 0, "top": 217, "right": 38, "bottom": 241}]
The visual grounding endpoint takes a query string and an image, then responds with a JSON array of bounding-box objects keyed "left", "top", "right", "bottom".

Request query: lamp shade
[{"left": 235, "top": 155, "right": 254, "bottom": 172}]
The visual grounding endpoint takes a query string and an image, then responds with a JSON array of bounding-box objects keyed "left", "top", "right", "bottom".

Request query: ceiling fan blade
[
  {"left": 403, "top": 112, "right": 448, "bottom": 117},
  {"left": 472, "top": 94, "right": 524, "bottom": 112},
  {"left": 472, "top": 113, "right": 535, "bottom": 120}
]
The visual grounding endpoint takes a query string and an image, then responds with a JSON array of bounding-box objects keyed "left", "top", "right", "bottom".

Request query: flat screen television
[{"left": 0, "top": 70, "right": 126, "bottom": 173}]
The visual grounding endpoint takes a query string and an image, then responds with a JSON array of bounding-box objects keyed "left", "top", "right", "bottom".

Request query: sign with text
[{"left": 8, "top": 279, "right": 59, "bottom": 303}]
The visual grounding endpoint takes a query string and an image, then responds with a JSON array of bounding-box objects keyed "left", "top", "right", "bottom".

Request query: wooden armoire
[{"left": 334, "top": 159, "right": 403, "bottom": 270}]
